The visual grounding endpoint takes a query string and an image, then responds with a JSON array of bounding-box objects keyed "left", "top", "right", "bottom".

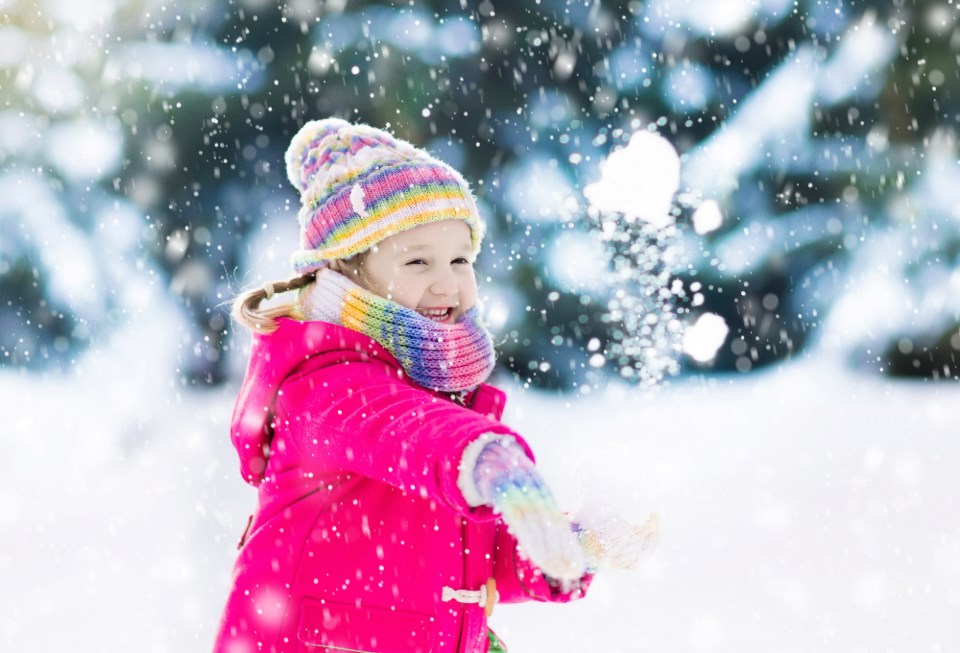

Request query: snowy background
[
  {"left": 5, "top": 330, "right": 960, "bottom": 652},
  {"left": 3, "top": 0, "right": 960, "bottom": 651}
]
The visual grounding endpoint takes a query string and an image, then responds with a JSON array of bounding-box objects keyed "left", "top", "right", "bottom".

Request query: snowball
[
  {"left": 583, "top": 130, "right": 680, "bottom": 227},
  {"left": 692, "top": 200, "right": 724, "bottom": 235},
  {"left": 682, "top": 312, "right": 729, "bottom": 362}
]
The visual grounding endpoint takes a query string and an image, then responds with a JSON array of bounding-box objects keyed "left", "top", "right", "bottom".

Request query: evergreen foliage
[{"left": 2, "top": 0, "right": 958, "bottom": 386}]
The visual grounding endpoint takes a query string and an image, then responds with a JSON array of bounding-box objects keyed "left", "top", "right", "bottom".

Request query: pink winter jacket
[{"left": 213, "top": 318, "right": 590, "bottom": 653}]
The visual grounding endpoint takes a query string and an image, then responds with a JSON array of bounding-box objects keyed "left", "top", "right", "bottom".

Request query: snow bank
[
  {"left": 495, "top": 358, "right": 960, "bottom": 652},
  {"left": 2, "top": 333, "right": 958, "bottom": 651}
]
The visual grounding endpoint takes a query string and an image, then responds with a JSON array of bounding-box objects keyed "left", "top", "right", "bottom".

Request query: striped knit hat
[{"left": 285, "top": 118, "right": 485, "bottom": 275}]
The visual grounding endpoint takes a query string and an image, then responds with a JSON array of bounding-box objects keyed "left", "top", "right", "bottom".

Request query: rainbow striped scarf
[{"left": 299, "top": 268, "right": 496, "bottom": 393}]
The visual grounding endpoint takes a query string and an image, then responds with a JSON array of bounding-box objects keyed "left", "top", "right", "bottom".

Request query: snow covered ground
[
  {"left": 498, "top": 362, "right": 960, "bottom": 653},
  {"left": 2, "top": 318, "right": 959, "bottom": 652}
]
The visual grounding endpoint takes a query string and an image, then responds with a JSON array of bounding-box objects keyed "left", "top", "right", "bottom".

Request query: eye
[
  {"left": 452, "top": 257, "right": 471, "bottom": 265},
  {"left": 405, "top": 258, "right": 427, "bottom": 266}
]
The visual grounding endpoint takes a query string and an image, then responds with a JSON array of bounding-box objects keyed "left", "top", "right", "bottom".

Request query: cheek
[
  {"left": 386, "top": 277, "right": 425, "bottom": 309},
  {"left": 373, "top": 268, "right": 406, "bottom": 294},
  {"left": 461, "top": 274, "right": 479, "bottom": 306}
]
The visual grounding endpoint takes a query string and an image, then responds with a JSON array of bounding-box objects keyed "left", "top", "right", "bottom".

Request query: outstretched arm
[
  {"left": 277, "top": 360, "right": 525, "bottom": 519},
  {"left": 458, "top": 435, "right": 590, "bottom": 591}
]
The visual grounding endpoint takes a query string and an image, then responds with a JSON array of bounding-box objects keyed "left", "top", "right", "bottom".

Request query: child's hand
[
  {"left": 573, "top": 512, "right": 660, "bottom": 572},
  {"left": 463, "top": 437, "right": 587, "bottom": 582}
]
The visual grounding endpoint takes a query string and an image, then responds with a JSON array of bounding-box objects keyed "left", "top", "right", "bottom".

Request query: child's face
[{"left": 362, "top": 219, "right": 478, "bottom": 325}]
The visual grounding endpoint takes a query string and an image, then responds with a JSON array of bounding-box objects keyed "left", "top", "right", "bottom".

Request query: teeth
[{"left": 417, "top": 307, "right": 450, "bottom": 322}]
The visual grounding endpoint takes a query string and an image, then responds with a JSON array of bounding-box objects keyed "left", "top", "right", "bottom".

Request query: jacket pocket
[{"left": 297, "top": 597, "right": 436, "bottom": 653}]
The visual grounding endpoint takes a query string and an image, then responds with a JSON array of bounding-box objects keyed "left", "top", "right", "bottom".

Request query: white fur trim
[
  {"left": 457, "top": 433, "right": 515, "bottom": 507},
  {"left": 350, "top": 183, "right": 368, "bottom": 217}
]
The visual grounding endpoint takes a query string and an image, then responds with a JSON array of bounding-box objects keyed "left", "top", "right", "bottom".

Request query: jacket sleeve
[
  {"left": 275, "top": 358, "right": 532, "bottom": 519},
  {"left": 492, "top": 517, "right": 593, "bottom": 604}
]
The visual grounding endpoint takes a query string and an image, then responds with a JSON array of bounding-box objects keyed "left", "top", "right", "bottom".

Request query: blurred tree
[{"left": 3, "top": 0, "right": 957, "bottom": 387}]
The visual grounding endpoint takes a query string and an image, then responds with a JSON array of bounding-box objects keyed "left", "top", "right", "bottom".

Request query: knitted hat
[{"left": 285, "top": 118, "right": 485, "bottom": 275}]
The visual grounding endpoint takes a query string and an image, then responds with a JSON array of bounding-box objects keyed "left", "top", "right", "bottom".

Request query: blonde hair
[{"left": 231, "top": 252, "right": 371, "bottom": 333}]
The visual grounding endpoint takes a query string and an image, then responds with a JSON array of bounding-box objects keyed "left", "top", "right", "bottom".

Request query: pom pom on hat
[
  {"left": 285, "top": 118, "right": 485, "bottom": 275},
  {"left": 284, "top": 118, "right": 409, "bottom": 194}
]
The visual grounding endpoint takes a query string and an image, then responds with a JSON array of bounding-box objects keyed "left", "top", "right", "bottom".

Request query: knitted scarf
[{"left": 299, "top": 268, "right": 496, "bottom": 393}]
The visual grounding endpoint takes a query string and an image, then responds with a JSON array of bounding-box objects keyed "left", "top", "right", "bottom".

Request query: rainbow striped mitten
[{"left": 459, "top": 435, "right": 586, "bottom": 583}]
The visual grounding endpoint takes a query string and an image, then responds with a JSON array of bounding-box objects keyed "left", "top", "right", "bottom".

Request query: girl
[{"left": 214, "top": 119, "right": 647, "bottom": 653}]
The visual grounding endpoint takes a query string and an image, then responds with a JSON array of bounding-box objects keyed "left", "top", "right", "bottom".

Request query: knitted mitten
[
  {"left": 573, "top": 513, "right": 660, "bottom": 572},
  {"left": 458, "top": 435, "right": 587, "bottom": 583}
]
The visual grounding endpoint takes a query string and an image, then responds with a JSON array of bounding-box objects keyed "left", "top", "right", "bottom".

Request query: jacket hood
[{"left": 231, "top": 318, "right": 401, "bottom": 485}]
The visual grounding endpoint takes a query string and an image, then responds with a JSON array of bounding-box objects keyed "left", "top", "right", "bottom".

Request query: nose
[{"left": 429, "top": 267, "right": 458, "bottom": 299}]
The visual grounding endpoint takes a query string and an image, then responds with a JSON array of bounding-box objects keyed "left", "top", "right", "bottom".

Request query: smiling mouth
[{"left": 416, "top": 307, "right": 454, "bottom": 323}]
